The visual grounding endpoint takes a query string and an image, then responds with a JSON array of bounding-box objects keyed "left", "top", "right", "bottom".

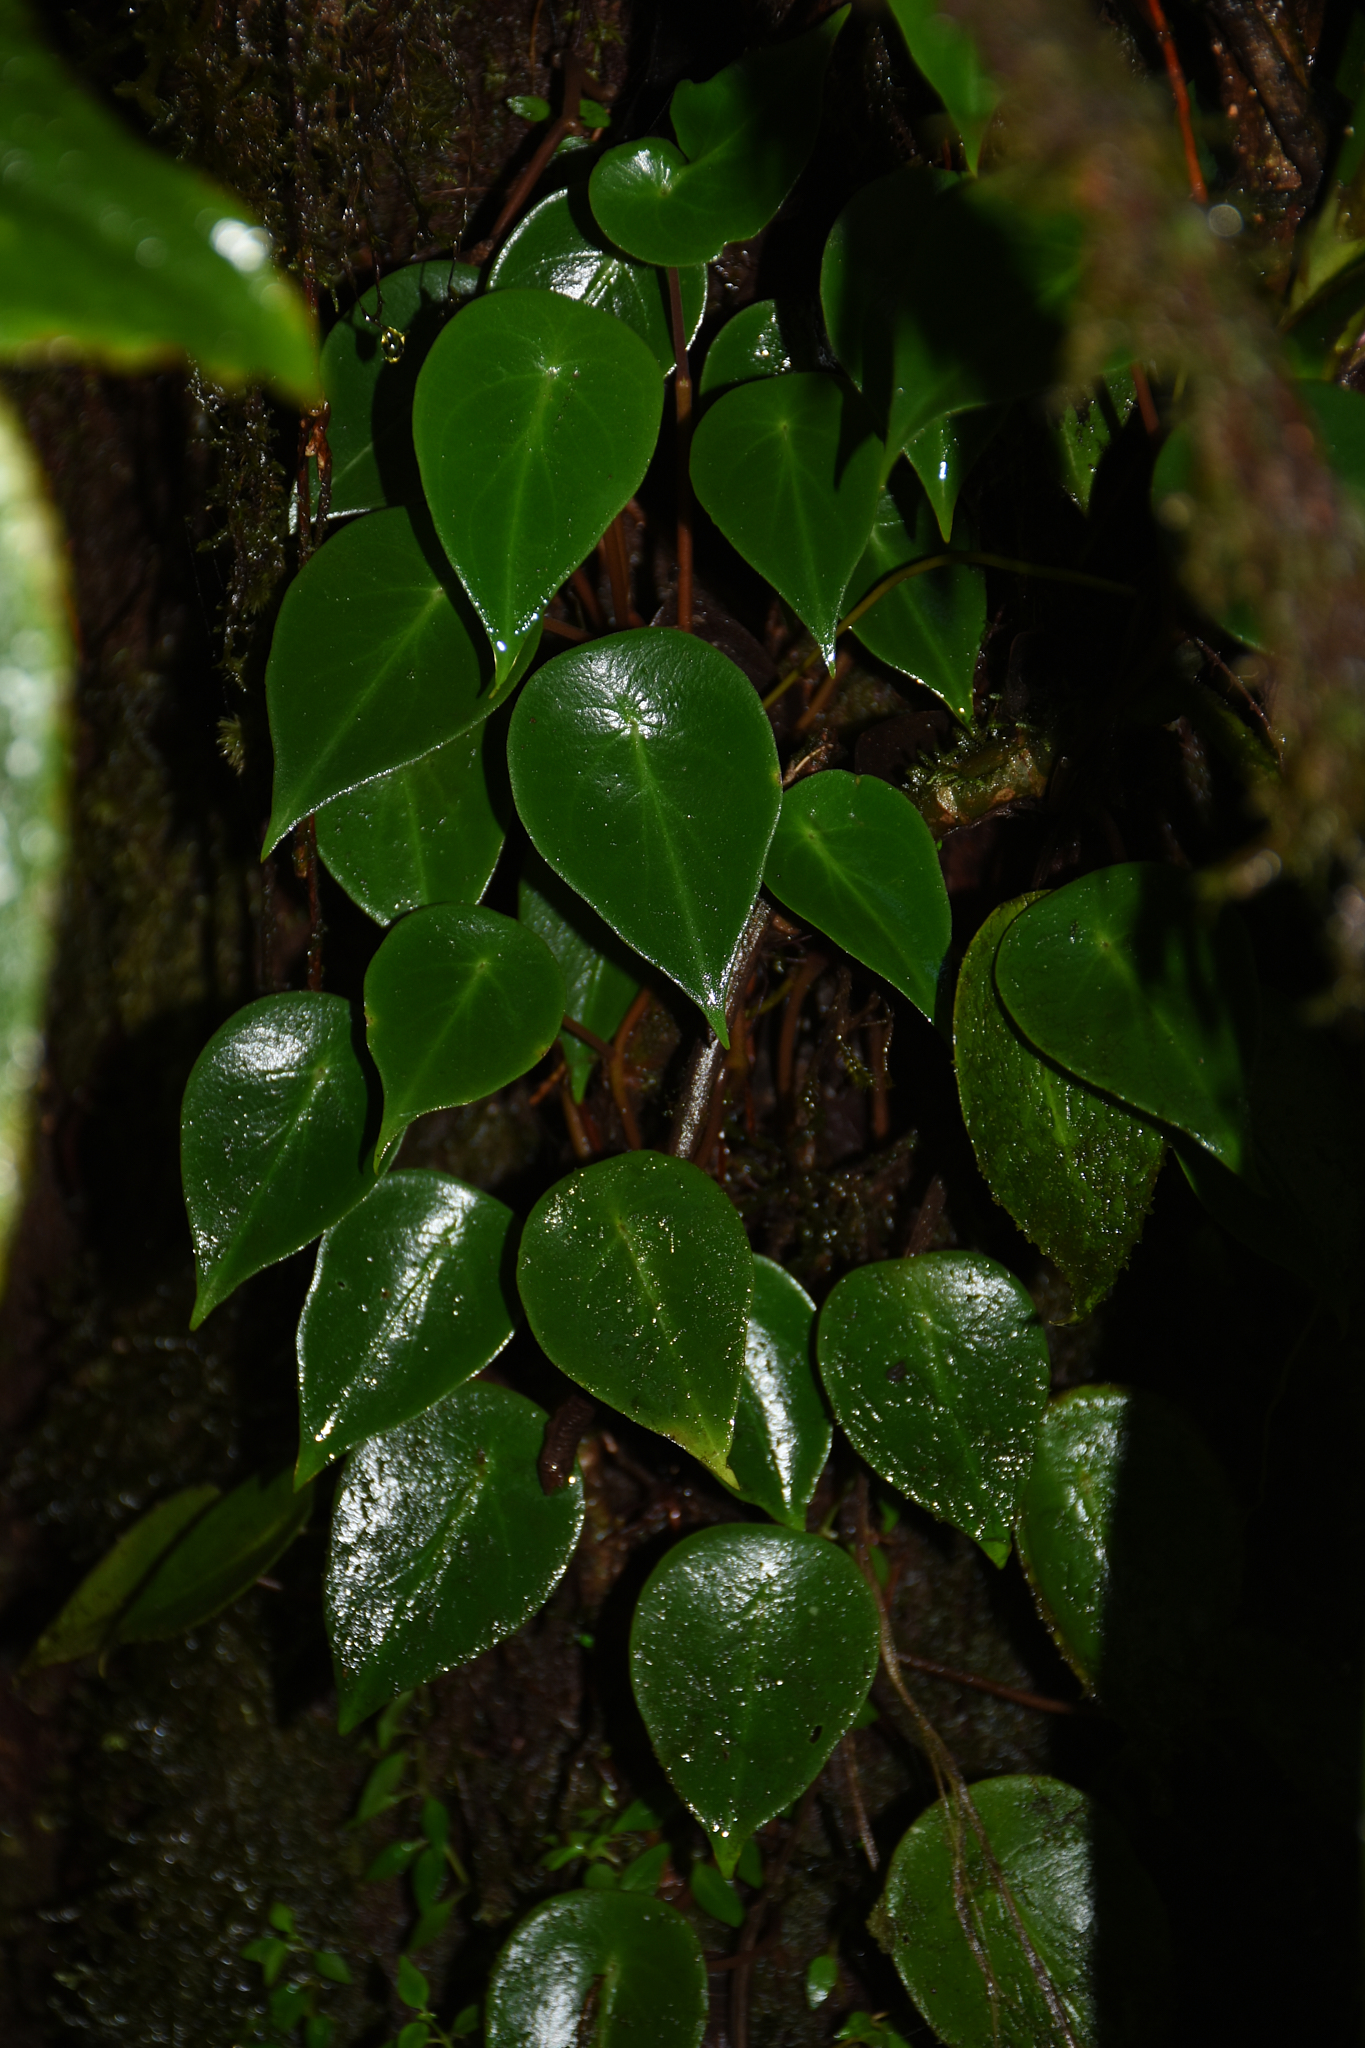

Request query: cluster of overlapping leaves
[{"left": 27, "top": 5, "right": 1365, "bottom": 2044}]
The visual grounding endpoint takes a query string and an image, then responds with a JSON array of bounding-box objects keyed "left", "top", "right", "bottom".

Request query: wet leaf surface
[
  {"left": 413, "top": 291, "right": 662, "bottom": 681},
  {"left": 903, "top": 404, "right": 1005, "bottom": 540},
  {"left": 766, "top": 770, "right": 951, "bottom": 1023},
  {"left": 365, "top": 905, "right": 565, "bottom": 1158},
  {"left": 631, "top": 1524, "right": 880, "bottom": 1874},
  {"left": 872, "top": 1774, "right": 1168, "bottom": 2048},
  {"left": 518, "top": 1150, "right": 751, "bottom": 1477},
  {"left": 817, "top": 1252, "right": 1050, "bottom": 1564},
  {"left": 518, "top": 849, "right": 641, "bottom": 1101},
  {"left": 118, "top": 1470, "right": 312, "bottom": 1640},
  {"left": 485, "top": 1891, "right": 707, "bottom": 2048},
  {"left": 181, "top": 993, "right": 376, "bottom": 1326},
  {"left": 264, "top": 508, "right": 493, "bottom": 852},
  {"left": 508, "top": 630, "right": 780, "bottom": 1038},
  {"left": 845, "top": 474, "right": 986, "bottom": 720},
  {"left": 1015, "top": 1385, "right": 1242, "bottom": 1726},
  {"left": 724, "top": 1256, "right": 828, "bottom": 1530},
  {"left": 326, "top": 1381, "right": 583, "bottom": 1731},
  {"left": 954, "top": 897, "right": 1166, "bottom": 1318},
  {"left": 314, "top": 721, "right": 506, "bottom": 927},
  {"left": 994, "top": 863, "right": 1259, "bottom": 1173},
  {"left": 886, "top": 0, "right": 998, "bottom": 172},
  {"left": 691, "top": 372, "right": 883, "bottom": 666},
  {"left": 699, "top": 299, "right": 793, "bottom": 396},
  {"left": 488, "top": 186, "right": 704, "bottom": 372},
  {"left": 296, "top": 1169, "right": 518, "bottom": 1483}
]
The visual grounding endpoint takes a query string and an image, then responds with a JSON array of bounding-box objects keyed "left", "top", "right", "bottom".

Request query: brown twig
[
  {"left": 538, "top": 1390, "right": 596, "bottom": 1492},
  {"left": 609, "top": 989, "right": 650, "bottom": 1149},
  {"left": 599, "top": 516, "right": 638, "bottom": 629},
  {"left": 561, "top": 1014, "right": 615, "bottom": 1067},
  {"left": 667, "top": 268, "right": 694, "bottom": 634},
  {"left": 776, "top": 952, "right": 828, "bottom": 1100},
  {"left": 559, "top": 1077, "right": 594, "bottom": 1160},
  {"left": 468, "top": 55, "right": 587, "bottom": 261},
  {"left": 839, "top": 1734, "right": 879, "bottom": 1869},
  {"left": 1140, "top": 0, "right": 1208, "bottom": 205},
  {"left": 542, "top": 613, "right": 590, "bottom": 642},
  {"left": 669, "top": 902, "right": 773, "bottom": 1158},
  {"left": 898, "top": 1651, "right": 1081, "bottom": 1718},
  {"left": 794, "top": 649, "right": 853, "bottom": 735},
  {"left": 570, "top": 565, "right": 605, "bottom": 631},
  {"left": 294, "top": 815, "right": 324, "bottom": 991},
  {"left": 527, "top": 1055, "right": 568, "bottom": 1107},
  {"left": 1131, "top": 361, "right": 1159, "bottom": 435}
]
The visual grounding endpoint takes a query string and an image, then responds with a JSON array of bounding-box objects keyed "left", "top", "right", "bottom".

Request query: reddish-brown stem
[
  {"left": 1131, "top": 360, "right": 1160, "bottom": 435},
  {"left": 470, "top": 56, "right": 587, "bottom": 260},
  {"left": 570, "top": 565, "right": 605, "bottom": 630},
  {"left": 610, "top": 989, "right": 650, "bottom": 1149},
  {"left": 839, "top": 1734, "right": 879, "bottom": 1869},
  {"left": 897, "top": 1651, "right": 1081, "bottom": 1718},
  {"left": 561, "top": 1014, "right": 615, "bottom": 1067},
  {"left": 598, "top": 515, "right": 636, "bottom": 628},
  {"left": 1141, "top": 0, "right": 1209, "bottom": 204},
  {"left": 541, "top": 614, "right": 590, "bottom": 642},
  {"left": 527, "top": 1056, "right": 568, "bottom": 1107},
  {"left": 667, "top": 267, "right": 694, "bottom": 633},
  {"left": 559, "top": 1077, "right": 593, "bottom": 1160},
  {"left": 776, "top": 952, "right": 827, "bottom": 1099},
  {"left": 538, "top": 1390, "right": 596, "bottom": 1493},
  {"left": 294, "top": 815, "right": 323, "bottom": 990},
  {"left": 793, "top": 649, "right": 853, "bottom": 735}
]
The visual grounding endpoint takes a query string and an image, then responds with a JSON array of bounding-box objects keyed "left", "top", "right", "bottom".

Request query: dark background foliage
[{"left": 0, "top": 2, "right": 1359, "bottom": 2042}]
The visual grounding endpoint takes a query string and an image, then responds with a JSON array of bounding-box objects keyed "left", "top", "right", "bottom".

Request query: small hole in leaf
[
  {"left": 886, "top": 1361, "right": 908, "bottom": 1383},
  {"left": 809, "top": 1724, "right": 822, "bottom": 1743}
]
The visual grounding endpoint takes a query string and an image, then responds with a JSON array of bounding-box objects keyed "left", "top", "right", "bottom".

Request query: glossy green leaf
[
  {"left": 618, "top": 1841, "right": 671, "bottom": 1894},
  {"left": 327, "top": 1381, "right": 584, "bottom": 1731},
  {"left": 822, "top": 168, "right": 1078, "bottom": 452},
  {"left": 25, "top": 1484, "right": 218, "bottom": 1668},
  {"left": 1052, "top": 371, "right": 1135, "bottom": 513},
  {"left": 700, "top": 300, "right": 793, "bottom": 396},
  {"left": 689, "top": 1859, "right": 743, "bottom": 1928},
  {"left": 631, "top": 1525, "right": 880, "bottom": 1875},
  {"left": 508, "top": 630, "right": 780, "bottom": 1039},
  {"left": 485, "top": 1892, "right": 707, "bottom": 2048},
  {"left": 903, "top": 405, "right": 1004, "bottom": 541},
  {"left": 315, "top": 720, "right": 506, "bottom": 927},
  {"left": 765, "top": 771, "right": 951, "bottom": 1023},
  {"left": 0, "top": 395, "right": 70, "bottom": 1285},
  {"left": 182, "top": 993, "right": 376, "bottom": 1327},
  {"left": 518, "top": 1150, "right": 751, "bottom": 1478},
  {"left": 296, "top": 1170, "right": 518, "bottom": 1484},
  {"left": 488, "top": 187, "right": 704, "bottom": 373},
  {"left": 817, "top": 1252, "right": 1050, "bottom": 1565},
  {"left": 725, "top": 1257, "right": 828, "bottom": 1530},
  {"left": 264, "top": 508, "right": 498, "bottom": 853},
  {"left": 0, "top": 0, "right": 315, "bottom": 397},
  {"left": 518, "top": 850, "right": 641, "bottom": 1100},
  {"left": 845, "top": 475, "right": 984, "bottom": 720},
  {"left": 691, "top": 373, "right": 883, "bottom": 667},
  {"left": 118, "top": 1469, "right": 312, "bottom": 1641},
  {"left": 1016, "top": 1385, "right": 1242, "bottom": 1726},
  {"left": 413, "top": 291, "right": 662, "bottom": 682},
  {"left": 587, "top": 12, "right": 847, "bottom": 268},
  {"left": 954, "top": 898, "right": 1165, "bottom": 1319},
  {"left": 886, "top": 1, "right": 999, "bottom": 172},
  {"left": 871, "top": 1775, "right": 1168, "bottom": 2048},
  {"left": 365, "top": 905, "right": 565, "bottom": 1158},
  {"left": 994, "top": 863, "right": 1259, "bottom": 1174},
  {"left": 322, "top": 259, "right": 476, "bottom": 514}
]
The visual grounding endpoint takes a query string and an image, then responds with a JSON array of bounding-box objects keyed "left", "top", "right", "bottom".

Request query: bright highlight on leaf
[
  {"left": 296, "top": 1170, "right": 519, "bottom": 1484},
  {"left": 413, "top": 291, "right": 662, "bottom": 682},
  {"left": 904, "top": 405, "right": 1005, "bottom": 541},
  {"left": 326, "top": 1381, "right": 583, "bottom": 1731},
  {"left": 765, "top": 771, "right": 951, "bottom": 1023},
  {"left": 631, "top": 1524, "right": 880, "bottom": 1875},
  {"left": 817, "top": 1252, "right": 1050, "bottom": 1565},
  {"left": 181, "top": 993, "right": 377, "bottom": 1327},
  {"left": 508, "top": 630, "right": 780, "bottom": 1039},
  {"left": 364, "top": 905, "right": 566, "bottom": 1160},
  {"left": 994, "top": 863, "right": 1260, "bottom": 1173},
  {"left": 955, "top": 897, "right": 1166, "bottom": 1319},
  {"left": 485, "top": 1891, "right": 707, "bottom": 2048},
  {"left": 724, "top": 1257, "right": 828, "bottom": 1529},
  {"left": 517, "top": 1149, "right": 752, "bottom": 1479}
]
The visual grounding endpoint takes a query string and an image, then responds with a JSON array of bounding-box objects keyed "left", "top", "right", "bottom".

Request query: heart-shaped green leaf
[
  {"left": 700, "top": 300, "right": 797, "bottom": 397},
  {"left": 413, "top": 291, "right": 662, "bottom": 681},
  {"left": 903, "top": 405, "right": 1004, "bottom": 542},
  {"left": 954, "top": 898, "right": 1166, "bottom": 1319},
  {"left": 1052, "top": 371, "right": 1134, "bottom": 513},
  {"left": 516, "top": 1150, "right": 752, "bottom": 1479},
  {"left": 587, "top": 12, "right": 848, "bottom": 268},
  {"left": 296, "top": 1169, "right": 518, "bottom": 1483},
  {"left": 871, "top": 1775, "right": 1169, "bottom": 2048},
  {"left": 844, "top": 477, "right": 985, "bottom": 721},
  {"left": 315, "top": 721, "right": 506, "bottom": 926},
  {"left": 817, "top": 1252, "right": 1050, "bottom": 1565},
  {"left": 486, "top": 1892, "right": 706, "bottom": 2048},
  {"left": 1015, "top": 1386, "right": 1242, "bottom": 1727},
  {"left": 365, "top": 905, "right": 566, "bottom": 1159},
  {"left": 631, "top": 1524, "right": 880, "bottom": 1875},
  {"left": 518, "top": 850, "right": 641, "bottom": 1101},
  {"left": 326, "top": 1381, "right": 584, "bottom": 1731},
  {"left": 182, "top": 993, "right": 377, "bottom": 1327},
  {"left": 488, "top": 186, "right": 704, "bottom": 373},
  {"left": 263, "top": 507, "right": 496, "bottom": 853},
  {"left": 724, "top": 1257, "right": 828, "bottom": 1530},
  {"left": 691, "top": 373, "right": 884, "bottom": 667},
  {"left": 886, "top": 1, "right": 999, "bottom": 172},
  {"left": 822, "top": 169, "right": 1078, "bottom": 452},
  {"left": 25, "top": 1484, "right": 219, "bottom": 1668},
  {"left": 507, "top": 631, "right": 780, "bottom": 1039},
  {"left": 993, "top": 863, "right": 1259, "bottom": 1173},
  {"left": 117, "top": 1470, "right": 312, "bottom": 1640},
  {"left": 322, "top": 259, "right": 477, "bottom": 514},
  {"left": 0, "top": 8, "right": 315, "bottom": 399},
  {"left": 765, "top": 771, "right": 951, "bottom": 1023}
]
